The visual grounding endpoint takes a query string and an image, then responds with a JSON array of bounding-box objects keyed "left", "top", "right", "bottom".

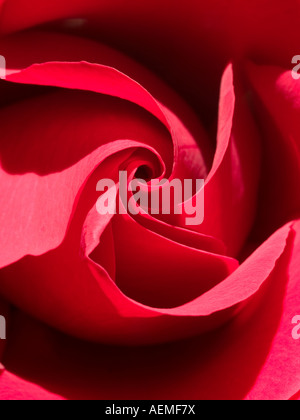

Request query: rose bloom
[{"left": 0, "top": 0, "right": 300, "bottom": 401}]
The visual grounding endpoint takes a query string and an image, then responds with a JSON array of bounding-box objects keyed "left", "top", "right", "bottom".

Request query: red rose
[{"left": 0, "top": 0, "right": 300, "bottom": 400}]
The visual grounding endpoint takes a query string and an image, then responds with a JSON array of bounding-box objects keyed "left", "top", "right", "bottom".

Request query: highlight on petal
[
  {"left": 0, "top": 371, "right": 63, "bottom": 400},
  {"left": 198, "top": 63, "right": 261, "bottom": 255}
]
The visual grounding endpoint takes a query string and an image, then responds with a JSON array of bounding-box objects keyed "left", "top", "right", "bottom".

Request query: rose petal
[
  {"left": 197, "top": 63, "right": 261, "bottom": 255},
  {"left": 0, "top": 371, "right": 63, "bottom": 400},
  {"left": 290, "top": 390, "right": 300, "bottom": 400},
  {"left": 0, "top": 87, "right": 170, "bottom": 268},
  {"left": 2, "top": 33, "right": 260, "bottom": 255},
  {"left": 0, "top": 209, "right": 292, "bottom": 346},
  {"left": 245, "top": 62, "right": 300, "bottom": 240},
  {"left": 2, "top": 220, "right": 299, "bottom": 399},
  {"left": 1, "top": 2, "right": 300, "bottom": 111}
]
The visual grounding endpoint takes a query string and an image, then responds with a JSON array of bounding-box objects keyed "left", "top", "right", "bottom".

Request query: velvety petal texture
[{"left": 0, "top": 0, "right": 300, "bottom": 401}]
